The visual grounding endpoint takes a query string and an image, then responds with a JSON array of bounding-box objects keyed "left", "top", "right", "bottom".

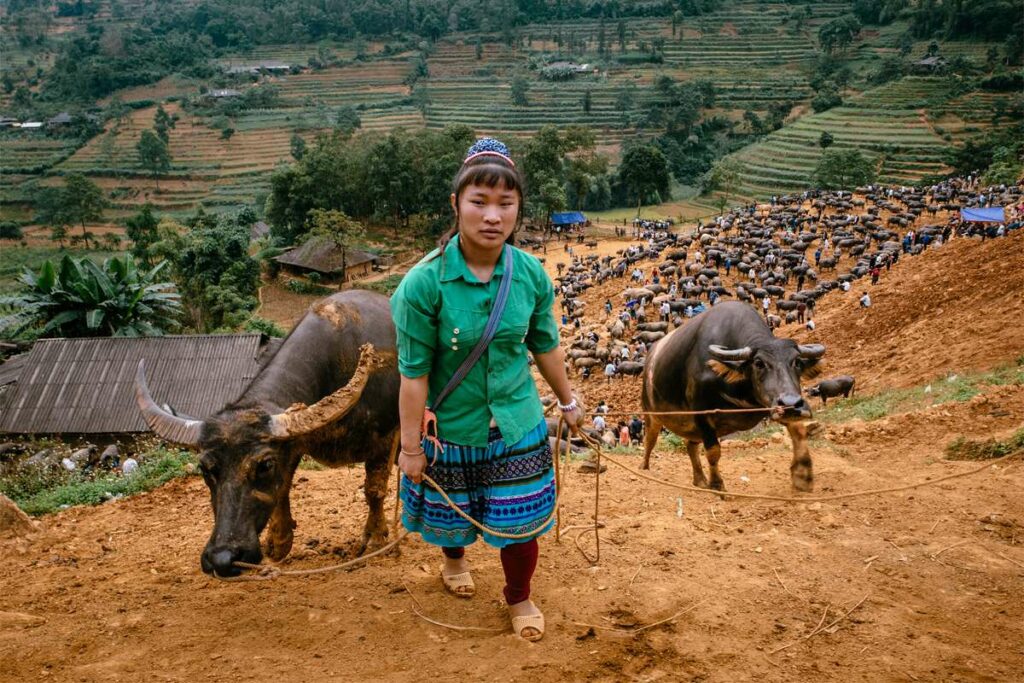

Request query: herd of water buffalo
[{"left": 129, "top": 180, "right": 1020, "bottom": 575}]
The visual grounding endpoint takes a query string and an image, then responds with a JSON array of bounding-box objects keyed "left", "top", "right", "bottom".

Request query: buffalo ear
[
  {"left": 707, "top": 359, "right": 747, "bottom": 384},
  {"left": 799, "top": 359, "right": 823, "bottom": 379}
]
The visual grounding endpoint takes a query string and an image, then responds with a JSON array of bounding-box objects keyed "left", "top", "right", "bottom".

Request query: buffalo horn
[
  {"left": 135, "top": 359, "right": 203, "bottom": 446},
  {"left": 708, "top": 345, "right": 753, "bottom": 362},
  {"left": 797, "top": 343, "right": 826, "bottom": 359},
  {"left": 268, "top": 343, "right": 380, "bottom": 439}
]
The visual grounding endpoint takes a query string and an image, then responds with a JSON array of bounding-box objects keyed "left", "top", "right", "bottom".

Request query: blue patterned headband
[{"left": 463, "top": 137, "right": 515, "bottom": 167}]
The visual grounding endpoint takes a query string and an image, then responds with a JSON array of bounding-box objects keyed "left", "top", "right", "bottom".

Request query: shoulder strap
[{"left": 430, "top": 244, "right": 514, "bottom": 413}]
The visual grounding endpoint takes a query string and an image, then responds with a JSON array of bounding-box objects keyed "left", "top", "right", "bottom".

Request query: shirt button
[
  {"left": 454, "top": 328, "right": 460, "bottom": 334},
  {"left": 452, "top": 345, "right": 459, "bottom": 350},
  {"left": 451, "top": 337, "right": 458, "bottom": 343}
]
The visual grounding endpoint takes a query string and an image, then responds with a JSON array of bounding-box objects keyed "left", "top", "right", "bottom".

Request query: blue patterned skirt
[{"left": 400, "top": 418, "right": 555, "bottom": 549}]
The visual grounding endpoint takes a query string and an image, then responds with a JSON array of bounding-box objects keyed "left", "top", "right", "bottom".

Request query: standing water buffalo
[
  {"left": 641, "top": 301, "right": 825, "bottom": 491},
  {"left": 135, "top": 291, "right": 400, "bottom": 576},
  {"left": 806, "top": 375, "right": 856, "bottom": 406}
]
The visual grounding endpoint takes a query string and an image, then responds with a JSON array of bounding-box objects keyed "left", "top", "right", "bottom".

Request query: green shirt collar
[{"left": 440, "top": 233, "right": 522, "bottom": 283}]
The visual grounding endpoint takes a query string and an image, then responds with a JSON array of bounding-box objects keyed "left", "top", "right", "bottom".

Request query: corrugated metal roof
[{"left": 0, "top": 335, "right": 265, "bottom": 434}]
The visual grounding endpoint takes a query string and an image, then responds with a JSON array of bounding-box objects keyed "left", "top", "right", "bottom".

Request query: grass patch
[
  {"left": 354, "top": 273, "right": 404, "bottom": 297},
  {"left": 816, "top": 364, "right": 1024, "bottom": 423},
  {"left": 1, "top": 446, "right": 197, "bottom": 516},
  {"left": 945, "top": 428, "right": 1024, "bottom": 461}
]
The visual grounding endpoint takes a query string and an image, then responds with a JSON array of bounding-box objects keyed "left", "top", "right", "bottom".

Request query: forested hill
[{"left": 0, "top": 0, "right": 1021, "bottom": 234}]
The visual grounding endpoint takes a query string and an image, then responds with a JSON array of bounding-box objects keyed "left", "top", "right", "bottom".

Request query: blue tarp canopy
[
  {"left": 960, "top": 207, "right": 1005, "bottom": 223},
  {"left": 551, "top": 211, "right": 586, "bottom": 225}
]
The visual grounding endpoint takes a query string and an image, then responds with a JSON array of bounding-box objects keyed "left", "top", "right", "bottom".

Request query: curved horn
[
  {"left": 708, "top": 344, "right": 753, "bottom": 362},
  {"left": 135, "top": 359, "right": 203, "bottom": 446},
  {"left": 269, "top": 344, "right": 380, "bottom": 440},
  {"left": 797, "top": 343, "right": 826, "bottom": 359}
]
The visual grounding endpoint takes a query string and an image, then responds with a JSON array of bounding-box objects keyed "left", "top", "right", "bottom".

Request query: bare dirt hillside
[
  {"left": 794, "top": 230, "right": 1024, "bottom": 393},
  {"left": 0, "top": 381, "right": 1021, "bottom": 681}
]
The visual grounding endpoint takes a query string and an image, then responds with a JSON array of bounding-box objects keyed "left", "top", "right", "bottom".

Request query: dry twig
[
  {"left": 772, "top": 567, "right": 806, "bottom": 602},
  {"left": 768, "top": 594, "right": 869, "bottom": 655},
  {"left": 930, "top": 539, "right": 969, "bottom": 559},
  {"left": 572, "top": 598, "right": 708, "bottom": 633}
]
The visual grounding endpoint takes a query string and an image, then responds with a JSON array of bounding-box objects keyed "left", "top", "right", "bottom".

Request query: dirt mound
[
  {"left": 795, "top": 231, "right": 1024, "bottom": 393},
  {"left": 0, "top": 493, "right": 38, "bottom": 539}
]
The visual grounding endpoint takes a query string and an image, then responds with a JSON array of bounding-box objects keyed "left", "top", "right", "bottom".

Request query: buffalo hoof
[
  {"left": 360, "top": 527, "right": 391, "bottom": 555},
  {"left": 263, "top": 532, "right": 294, "bottom": 562},
  {"left": 791, "top": 470, "right": 814, "bottom": 492}
]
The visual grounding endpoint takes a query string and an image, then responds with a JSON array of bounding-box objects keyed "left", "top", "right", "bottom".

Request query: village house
[{"left": 273, "top": 236, "right": 383, "bottom": 283}]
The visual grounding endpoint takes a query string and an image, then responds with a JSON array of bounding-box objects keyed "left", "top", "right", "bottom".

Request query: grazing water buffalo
[
  {"left": 641, "top": 301, "right": 825, "bottom": 491},
  {"left": 135, "top": 291, "right": 400, "bottom": 576},
  {"left": 807, "top": 375, "right": 856, "bottom": 405}
]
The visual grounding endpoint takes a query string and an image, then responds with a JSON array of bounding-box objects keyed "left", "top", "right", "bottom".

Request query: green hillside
[{"left": 0, "top": 0, "right": 1020, "bottom": 233}]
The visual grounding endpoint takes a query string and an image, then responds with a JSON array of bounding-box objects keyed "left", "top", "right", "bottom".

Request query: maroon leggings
[{"left": 442, "top": 540, "right": 538, "bottom": 604}]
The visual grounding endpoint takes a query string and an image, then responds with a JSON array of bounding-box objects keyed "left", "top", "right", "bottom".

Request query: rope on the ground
[{"left": 576, "top": 429, "right": 1021, "bottom": 504}]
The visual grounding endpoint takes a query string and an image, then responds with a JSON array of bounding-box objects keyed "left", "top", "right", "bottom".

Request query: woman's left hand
[{"left": 561, "top": 395, "right": 586, "bottom": 435}]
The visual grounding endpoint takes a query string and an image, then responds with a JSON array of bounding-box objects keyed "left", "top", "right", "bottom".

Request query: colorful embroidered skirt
[{"left": 400, "top": 418, "right": 555, "bottom": 549}]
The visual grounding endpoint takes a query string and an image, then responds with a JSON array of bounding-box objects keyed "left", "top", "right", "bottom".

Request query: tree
[
  {"left": 475, "top": 37, "right": 483, "bottom": 60},
  {"left": 819, "top": 14, "right": 862, "bottom": 53},
  {"left": 220, "top": 127, "right": 235, "bottom": 142},
  {"left": 819, "top": 131, "right": 835, "bottom": 149},
  {"left": 60, "top": 173, "right": 107, "bottom": 249},
  {"left": 814, "top": 149, "right": 877, "bottom": 190},
  {"left": 124, "top": 204, "right": 160, "bottom": 266},
  {"left": 582, "top": 89, "right": 592, "bottom": 114},
  {"left": 334, "top": 105, "right": 361, "bottom": 136},
  {"left": 0, "top": 254, "right": 181, "bottom": 339},
  {"left": 510, "top": 73, "right": 530, "bottom": 106},
  {"left": 136, "top": 129, "right": 171, "bottom": 187},
  {"left": 307, "top": 209, "right": 366, "bottom": 282},
  {"left": 162, "top": 211, "right": 260, "bottom": 332},
  {"left": 617, "top": 19, "right": 626, "bottom": 52},
  {"left": 0, "top": 221, "right": 23, "bottom": 240},
  {"left": 703, "top": 158, "right": 743, "bottom": 215},
  {"left": 618, "top": 145, "right": 670, "bottom": 215},
  {"left": 811, "top": 86, "right": 843, "bottom": 112},
  {"left": 290, "top": 132, "right": 306, "bottom": 160},
  {"left": 153, "top": 105, "right": 175, "bottom": 143}
]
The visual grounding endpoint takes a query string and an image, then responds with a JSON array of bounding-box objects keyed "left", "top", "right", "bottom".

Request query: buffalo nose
[
  {"left": 776, "top": 394, "right": 807, "bottom": 410},
  {"left": 211, "top": 549, "right": 237, "bottom": 576}
]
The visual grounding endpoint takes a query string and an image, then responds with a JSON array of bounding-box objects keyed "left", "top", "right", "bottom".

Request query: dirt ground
[{"left": 2, "top": 222, "right": 1023, "bottom": 682}]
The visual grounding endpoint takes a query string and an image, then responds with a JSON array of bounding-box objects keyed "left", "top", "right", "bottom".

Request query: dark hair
[{"left": 434, "top": 154, "right": 526, "bottom": 256}]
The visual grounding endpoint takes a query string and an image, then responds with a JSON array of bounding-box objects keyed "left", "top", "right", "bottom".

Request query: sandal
[
  {"left": 509, "top": 602, "right": 544, "bottom": 643},
  {"left": 440, "top": 568, "right": 475, "bottom": 598},
  {"left": 511, "top": 611, "right": 545, "bottom": 642}
]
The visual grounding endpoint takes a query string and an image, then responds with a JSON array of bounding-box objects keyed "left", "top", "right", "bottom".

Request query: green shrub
[
  {"left": 946, "top": 429, "right": 1024, "bottom": 461},
  {"left": 245, "top": 315, "right": 287, "bottom": 337},
  {"left": 2, "top": 446, "right": 197, "bottom": 516}
]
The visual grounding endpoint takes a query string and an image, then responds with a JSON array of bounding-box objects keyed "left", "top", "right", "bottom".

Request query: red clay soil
[
  {"left": 793, "top": 230, "right": 1024, "bottom": 393},
  {"left": 2, "top": 233, "right": 1023, "bottom": 682}
]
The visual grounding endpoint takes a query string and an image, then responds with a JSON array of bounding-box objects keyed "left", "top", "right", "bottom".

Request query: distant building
[
  {"left": 206, "top": 89, "right": 243, "bottom": 100},
  {"left": 17, "top": 121, "right": 43, "bottom": 130},
  {"left": 224, "top": 60, "right": 293, "bottom": 75},
  {"left": 0, "top": 334, "right": 283, "bottom": 436},
  {"left": 274, "top": 236, "right": 381, "bottom": 282},
  {"left": 250, "top": 220, "right": 270, "bottom": 243},
  {"left": 913, "top": 55, "right": 947, "bottom": 73},
  {"left": 46, "top": 112, "right": 73, "bottom": 128},
  {"left": 0, "top": 116, "right": 19, "bottom": 129}
]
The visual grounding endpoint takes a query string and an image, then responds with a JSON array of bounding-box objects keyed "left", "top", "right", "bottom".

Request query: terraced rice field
[
  {"left": 0, "top": 136, "right": 81, "bottom": 173},
  {"left": 724, "top": 77, "right": 961, "bottom": 197}
]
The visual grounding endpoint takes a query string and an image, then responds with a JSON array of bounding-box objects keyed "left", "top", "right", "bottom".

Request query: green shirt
[{"left": 390, "top": 234, "right": 561, "bottom": 447}]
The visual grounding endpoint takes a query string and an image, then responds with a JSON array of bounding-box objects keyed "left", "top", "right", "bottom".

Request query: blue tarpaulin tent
[
  {"left": 551, "top": 211, "right": 586, "bottom": 225},
  {"left": 960, "top": 207, "right": 1005, "bottom": 223}
]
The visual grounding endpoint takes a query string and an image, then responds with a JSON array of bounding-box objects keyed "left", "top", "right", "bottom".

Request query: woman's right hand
[{"left": 399, "top": 449, "right": 428, "bottom": 484}]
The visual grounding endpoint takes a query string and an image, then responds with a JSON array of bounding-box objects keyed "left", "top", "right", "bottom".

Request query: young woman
[{"left": 390, "top": 138, "right": 583, "bottom": 642}]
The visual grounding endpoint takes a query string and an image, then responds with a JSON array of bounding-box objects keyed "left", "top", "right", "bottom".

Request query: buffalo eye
[
  {"left": 254, "top": 458, "right": 274, "bottom": 479},
  {"left": 753, "top": 358, "right": 767, "bottom": 370}
]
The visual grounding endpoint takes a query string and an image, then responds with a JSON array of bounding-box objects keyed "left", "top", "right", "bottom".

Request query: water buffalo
[
  {"left": 806, "top": 375, "right": 856, "bottom": 406},
  {"left": 641, "top": 301, "right": 825, "bottom": 491},
  {"left": 135, "top": 291, "right": 400, "bottom": 576}
]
